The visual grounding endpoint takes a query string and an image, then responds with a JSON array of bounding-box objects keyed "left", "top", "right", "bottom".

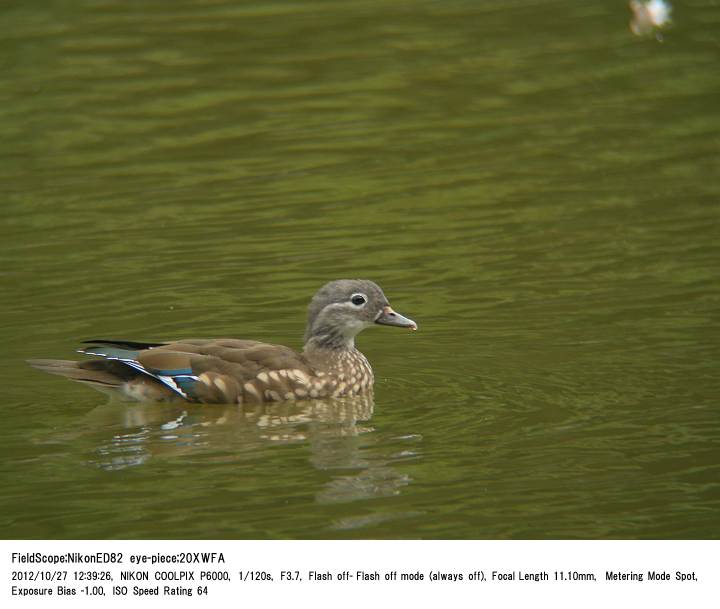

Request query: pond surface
[{"left": 1, "top": 0, "right": 718, "bottom": 539}]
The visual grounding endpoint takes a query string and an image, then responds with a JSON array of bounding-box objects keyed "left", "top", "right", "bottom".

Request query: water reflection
[{"left": 81, "top": 394, "right": 414, "bottom": 507}]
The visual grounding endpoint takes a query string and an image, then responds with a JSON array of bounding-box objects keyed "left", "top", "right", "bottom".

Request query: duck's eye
[{"left": 350, "top": 294, "right": 366, "bottom": 306}]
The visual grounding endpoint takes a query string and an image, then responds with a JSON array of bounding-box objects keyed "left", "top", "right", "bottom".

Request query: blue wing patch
[{"left": 79, "top": 343, "right": 200, "bottom": 401}]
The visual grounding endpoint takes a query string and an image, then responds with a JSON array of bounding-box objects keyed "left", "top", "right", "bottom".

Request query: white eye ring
[{"left": 350, "top": 293, "right": 367, "bottom": 307}]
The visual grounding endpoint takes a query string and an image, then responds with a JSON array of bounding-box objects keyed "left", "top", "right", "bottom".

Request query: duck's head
[{"left": 303, "top": 279, "right": 417, "bottom": 350}]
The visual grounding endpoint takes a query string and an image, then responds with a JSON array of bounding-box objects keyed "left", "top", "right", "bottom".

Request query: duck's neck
[
  {"left": 302, "top": 338, "right": 356, "bottom": 365},
  {"left": 302, "top": 341, "right": 374, "bottom": 393},
  {"left": 303, "top": 329, "right": 355, "bottom": 352}
]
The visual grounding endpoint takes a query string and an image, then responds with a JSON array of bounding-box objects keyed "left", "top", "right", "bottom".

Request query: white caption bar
[{"left": 1, "top": 540, "right": 716, "bottom": 608}]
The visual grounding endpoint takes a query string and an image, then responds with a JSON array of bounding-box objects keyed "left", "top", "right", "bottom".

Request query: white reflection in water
[
  {"left": 160, "top": 411, "right": 188, "bottom": 431},
  {"left": 94, "top": 428, "right": 152, "bottom": 470}
]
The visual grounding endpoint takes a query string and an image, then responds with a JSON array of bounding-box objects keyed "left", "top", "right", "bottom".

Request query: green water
[{"left": 1, "top": 0, "right": 718, "bottom": 539}]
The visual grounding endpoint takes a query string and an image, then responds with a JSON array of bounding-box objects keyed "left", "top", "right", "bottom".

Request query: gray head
[{"left": 303, "top": 279, "right": 417, "bottom": 350}]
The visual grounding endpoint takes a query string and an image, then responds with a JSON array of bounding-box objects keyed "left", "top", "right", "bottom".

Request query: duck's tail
[
  {"left": 28, "top": 358, "right": 182, "bottom": 401},
  {"left": 27, "top": 358, "right": 132, "bottom": 390}
]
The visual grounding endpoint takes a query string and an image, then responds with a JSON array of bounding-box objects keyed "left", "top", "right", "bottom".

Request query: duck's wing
[{"left": 78, "top": 338, "right": 314, "bottom": 403}]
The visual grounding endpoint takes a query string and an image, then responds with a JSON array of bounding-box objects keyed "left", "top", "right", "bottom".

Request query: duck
[{"left": 29, "top": 279, "right": 417, "bottom": 404}]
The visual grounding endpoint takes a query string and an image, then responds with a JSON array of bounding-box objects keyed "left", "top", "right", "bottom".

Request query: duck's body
[{"left": 29, "top": 280, "right": 416, "bottom": 404}]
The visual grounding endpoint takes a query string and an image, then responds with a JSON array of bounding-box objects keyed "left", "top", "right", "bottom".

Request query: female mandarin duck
[{"left": 29, "top": 279, "right": 417, "bottom": 404}]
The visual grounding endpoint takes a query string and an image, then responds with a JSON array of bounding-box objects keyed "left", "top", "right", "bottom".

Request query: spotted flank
[{"left": 28, "top": 279, "right": 417, "bottom": 404}]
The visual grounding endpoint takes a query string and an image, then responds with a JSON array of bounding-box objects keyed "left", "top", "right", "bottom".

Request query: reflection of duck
[
  {"left": 86, "top": 393, "right": 417, "bottom": 513},
  {"left": 30, "top": 280, "right": 416, "bottom": 404},
  {"left": 85, "top": 393, "right": 376, "bottom": 470},
  {"left": 64, "top": 391, "right": 418, "bottom": 524}
]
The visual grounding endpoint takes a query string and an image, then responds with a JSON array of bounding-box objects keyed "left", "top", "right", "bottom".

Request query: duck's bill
[{"left": 375, "top": 306, "right": 418, "bottom": 331}]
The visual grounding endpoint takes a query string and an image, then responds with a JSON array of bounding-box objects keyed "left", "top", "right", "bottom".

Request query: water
[{"left": 1, "top": 0, "right": 718, "bottom": 539}]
